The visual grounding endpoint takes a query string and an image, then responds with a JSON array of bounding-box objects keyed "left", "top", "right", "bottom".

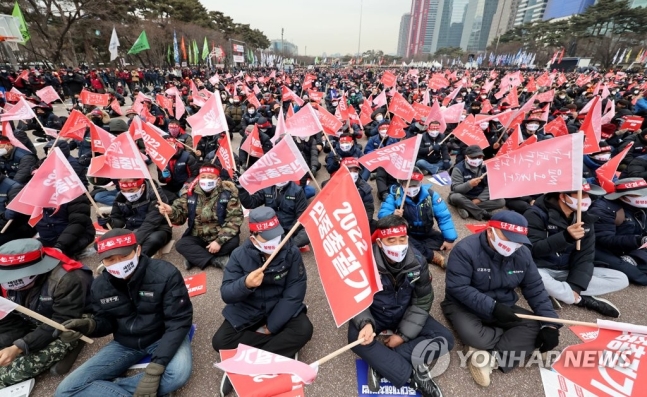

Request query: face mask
[
  {"left": 406, "top": 186, "right": 421, "bottom": 197},
  {"left": 350, "top": 172, "right": 359, "bottom": 183},
  {"left": 466, "top": 157, "right": 483, "bottom": 168},
  {"left": 340, "top": 143, "right": 352, "bottom": 151},
  {"left": 379, "top": 240, "right": 408, "bottom": 263},
  {"left": 123, "top": 186, "right": 144, "bottom": 202},
  {"left": 428, "top": 130, "right": 440, "bottom": 138},
  {"left": 456, "top": 99, "right": 463, "bottom": 103},
  {"left": 460, "top": 115, "right": 467, "bottom": 121},
  {"left": 0, "top": 148, "right": 7, "bottom": 156},
  {"left": 248, "top": 109, "right": 255, "bottom": 114},
  {"left": 526, "top": 123, "right": 539, "bottom": 132},
  {"left": 199, "top": 178, "right": 218, "bottom": 192},
  {"left": 275, "top": 181, "right": 289, "bottom": 189},
  {"left": 228, "top": 98, "right": 234, "bottom": 104},
  {"left": 622, "top": 195, "right": 647, "bottom": 208},
  {"left": 561, "top": 115, "right": 570, "bottom": 120},
  {"left": 479, "top": 122, "right": 489, "bottom": 130},
  {"left": 106, "top": 255, "right": 139, "bottom": 279},
  {"left": 634, "top": 90, "right": 640, "bottom": 95},
  {"left": 168, "top": 127, "right": 180, "bottom": 137},
  {"left": 375, "top": 115, "right": 384, "bottom": 122},
  {"left": 480, "top": 95, "right": 487, "bottom": 99},
  {"left": 234, "top": 100, "right": 240, "bottom": 105},
  {"left": 563, "top": 195, "right": 592, "bottom": 211},
  {"left": 254, "top": 235, "right": 282, "bottom": 255},
  {"left": 1, "top": 275, "right": 37, "bottom": 291},
  {"left": 592, "top": 153, "right": 611, "bottom": 162},
  {"left": 559, "top": 95, "right": 566, "bottom": 99},
  {"left": 489, "top": 228, "right": 522, "bottom": 257},
  {"left": 379, "top": 129, "right": 388, "bottom": 138},
  {"left": 332, "top": 102, "right": 339, "bottom": 107}
]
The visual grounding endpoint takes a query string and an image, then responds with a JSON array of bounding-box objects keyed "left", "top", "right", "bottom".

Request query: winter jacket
[
  {"left": 634, "top": 98, "right": 647, "bottom": 115},
  {"left": 588, "top": 198, "right": 645, "bottom": 255},
  {"left": 240, "top": 111, "right": 261, "bottom": 133},
  {"left": 158, "top": 150, "right": 199, "bottom": 193},
  {"left": 524, "top": 195, "right": 596, "bottom": 293},
  {"left": 294, "top": 137, "right": 320, "bottom": 171},
  {"left": 90, "top": 256, "right": 192, "bottom": 367},
  {"left": 0, "top": 147, "right": 38, "bottom": 184},
  {"left": 351, "top": 244, "right": 432, "bottom": 341},
  {"left": 582, "top": 155, "right": 607, "bottom": 186},
  {"left": 36, "top": 195, "right": 95, "bottom": 252},
  {"left": 617, "top": 134, "right": 647, "bottom": 166},
  {"left": 450, "top": 161, "right": 488, "bottom": 200},
  {"left": 225, "top": 104, "right": 244, "bottom": 123},
  {"left": 364, "top": 134, "right": 397, "bottom": 155},
  {"left": 378, "top": 184, "right": 457, "bottom": 242},
  {"left": 417, "top": 133, "right": 450, "bottom": 164},
  {"left": 444, "top": 233, "right": 558, "bottom": 324},
  {"left": 221, "top": 239, "right": 306, "bottom": 333},
  {"left": 356, "top": 178, "right": 375, "bottom": 221},
  {"left": 625, "top": 154, "right": 647, "bottom": 179},
  {"left": 325, "top": 143, "right": 363, "bottom": 174},
  {"left": 108, "top": 181, "right": 172, "bottom": 241},
  {"left": 238, "top": 182, "right": 307, "bottom": 231}
]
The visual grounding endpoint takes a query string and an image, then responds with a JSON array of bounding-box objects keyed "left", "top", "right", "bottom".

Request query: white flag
[{"left": 109, "top": 27, "right": 120, "bottom": 61}]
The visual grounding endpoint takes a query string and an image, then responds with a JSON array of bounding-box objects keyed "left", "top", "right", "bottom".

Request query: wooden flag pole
[
  {"left": 309, "top": 334, "right": 375, "bottom": 367},
  {"left": 147, "top": 180, "right": 173, "bottom": 227},
  {"left": 428, "top": 132, "right": 454, "bottom": 155},
  {"left": 576, "top": 189, "right": 582, "bottom": 251},
  {"left": 83, "top": 191, "right": 111, "bottom": 230},
  {"left": 0, "top": 220, "right": 12, "bottom": 234},
  {"left": 226, "top": 131, "right": 238, "bottom": 172},
  {"left": 307, "top": 168, "right": 322, "bottom": 192},
  {"left": 399, "top": 179, "right": 412, "bottom": 212},
  {"left": 377, "top": 136, "right": 387, "bottom": 150},
  {"left": 322, "top": 133, "right": 338, "bottom": 157},
  {"left": 515, "top": 313, "right": 595, "bottom": 328},
  {"left": 14, "top": 304, "right": 94, "bottom": 344},
  {"left": 260, "top": 221, "right": 301, "bottom": 272}
]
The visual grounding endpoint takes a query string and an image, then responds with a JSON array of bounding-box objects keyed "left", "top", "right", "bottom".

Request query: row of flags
[{"left": 612, "top": 47, "right": 647, "bottom": 65}]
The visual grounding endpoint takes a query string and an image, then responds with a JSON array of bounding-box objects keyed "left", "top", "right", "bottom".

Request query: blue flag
[{"left": 173, "top": 30, "right": 180, "bottom": 65}]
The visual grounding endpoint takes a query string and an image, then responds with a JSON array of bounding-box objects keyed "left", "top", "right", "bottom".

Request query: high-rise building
[
  {"left": 406, "top": 0, "right": 445, "bottom": 57},
  {"left": 436, "top": 0, "right": 470, "bottom": 50},
  {"left": 397, "top": 13, "right": 411, "bottom": 57},
  {"left": 269, "top": 40, "right": 298, "bottom": 56},
  {"left": 543, "top": 0, "right": 594, "bottom": 20},
  {"left": 513, "top": 0, "right": 548, "bottom": 25},
  {"left": 488, "top": 0, "right": 514, "bottom": 47},
  {"left": 460, "top": 0, "right": 499, "bottom": 52}
]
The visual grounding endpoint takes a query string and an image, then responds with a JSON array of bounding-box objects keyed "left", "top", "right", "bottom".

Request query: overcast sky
[{"left": 204, "top": 0, "right": 411, "bottom": 56}]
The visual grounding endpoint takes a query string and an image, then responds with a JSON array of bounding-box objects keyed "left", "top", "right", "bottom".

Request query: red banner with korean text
[
  {"left": 240, "top": 125, "right": 265, "bottom": 158},
  {"left": 388, "top": 92, "right": 416, "bottom": 123},
  {"left": 381, "top": 71, "right": 397, "bottom": 88},
  {"left": 285, "top": 103, "right": 324, "bottom": 138},
  {"left": 89, "top": 123, "right": 115, "bottom": 154},
  {"left": 298, "top": 166, "right": 382, "bottom": 327},
  {"left": 217, "top": 133, "right": 236, "bottom": 178},
  {"left": 59, "top": 110, "right": 90, "bottom": 140},
  {"left": 187, "top": 92, "right": 228, "bottom": 136},
  {"left": 452, "top": 115, "right": 489, "bottom": 149},
  {"left": 88, "top": 131, "right": 151, "bottom": 179},
  {"left": 79, "top": 89, "right": 110, "bottom": 107},
  {"left": 359, "top": 134, "right": 422, "bottom": 181},
  {"left": 35, "top": 86, "right": 62, "bottom": 104},
  {"left": 140, "top": 122, "right": 177, "bottom": 171},
  {"left": 316, "top": 106, "right": 343, "bottom": 136}
]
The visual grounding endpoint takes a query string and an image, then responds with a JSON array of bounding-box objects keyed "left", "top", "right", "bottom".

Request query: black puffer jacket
[
  {"left": 108, "top": 181, "right": 172, "bottom": 240},
  {"left": 90, "top": 256, "right": 193, "bottom": 366},
  {"left": 36, "top": 195, "right": 95, "bottom": 253},
  {"left": 0, "top": 147, "right": 38, "bottom": 184},
  {"left": 238, "top": 182, "right": 307, "bottom": 231}
]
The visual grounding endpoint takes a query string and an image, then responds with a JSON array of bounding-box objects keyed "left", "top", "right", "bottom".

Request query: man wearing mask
[
  {"left": 159, "top": 165, "right": 243, "bottom": 270},
  {"left": 213, "top": 208, "right": 313, "bottom": 395},
  {"left": 167, "top": 119, "right": 192, "bottom": 148},
  {"left": 55, "top": 229, "right": 193, "bottom": 397},
  {"left": 583, "top": 142, "right": 613, "bottom": 186},
  {"left": 325, "top": 134, "right": 362, "bottom": 175},
  {"left": 524, "top": 181, "right": 628, "bottom": 317},
  {"left": 158, "top": 138, "right": 199, "bottom": 203},
  {"left": 101, "top": 179, "right": 172, "bottom": 258},
  {"left": 448, "top": 145, "right": 505, "bottom": 221},
  {"left": 62, "top": 68, "right": 84, "bottom": 105},
  {"left": 589, "top": 178, "right": 647, "bottom": 285},
  {"left": 0, "top": 136, "right": 38, "bottom": 185},
  {"left": 225, "top": 96, "right": 244, "bottom": 133},
  {"left": 25, "top": 103, "right": 62, "bottom": 142},
  {"left": 351, "top": 215, "right": 453, "bottom": 397},
  {"left": 443, "top": 211, "right": 560, "bottom": 387},
  {"left": 416, "top": 120, "right": 451, "bottom": 176},
  {"left": 521, "top": 114, "right": 548, "bottom": 141},
  {"left": 0, "top": 239, "right": 93, "bottom": 386},
  {"left": 240, "top": 104, "right": 260, "bottom": 135},
  {"left": 366, "top": 112, "right": 385, "bottom": 138},
  {"left": 379, "top": 168, "right": 457, "bottom": 268},
  {"left": 365, "top": 122, "right": 397, "bottom": 155}
]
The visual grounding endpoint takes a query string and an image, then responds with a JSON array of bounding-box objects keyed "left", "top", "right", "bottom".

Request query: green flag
[
  {"left": 193, "top": 40, "right": 199, "bottom": 64},
  {"left": 12, "top": 2, "right": 30, "bottom": 44},
  {"left": 128, "top": 31, "right": 150, "bottom": 55},
  {"left": 188, "top": 42, "right": 193, "bottom": 64},
  {"left": 167, "top": 45, "right": 171, "bottom": 64},
  {"left": 202, "top": 37, "right": 209, "bottom": 60}
]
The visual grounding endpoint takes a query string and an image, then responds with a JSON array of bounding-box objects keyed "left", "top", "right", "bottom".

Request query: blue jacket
[
  {"left": 238, "top": 182, "right": 308, "bottom": 231},
  {"left": 445, "top": 233, "right": 558, "bottom": 324},
  {"left": 634, "top": 98, "right": 647, "bottom": 114},
  {"left": 325, "top": 143, "right": 362, "bottom": 174},
  {"left": 582, "top": 155, "right": 615, "bottom": 186},
  {"left": 588, "top": 198, "right": 644, "bottom": 255},
  {"left": 364, "top": 134, "right": 397, "bottom": 155},
  {"left": 378, "top": 184, "right": 457, "bottom": 242},
  {"left": 221, "top": 239, "right": 307, "bottom": 333}
]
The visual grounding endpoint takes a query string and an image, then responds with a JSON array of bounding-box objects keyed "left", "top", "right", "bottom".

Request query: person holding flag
[
  {"left": 378, "top": 168, "right": 457, "bottom": 268},
  {"left": 158, "top": 165, "right": 243, "bottom": 270},
  {"left": 0, "top": 136, "right": 38, "bottom": 185},
  {"left": 0, "top": 239, "right": 93, "bottom": 386},
  {"left": 524, "top": 181, "right": 628, "bottom": 317},
  {"left": 582, "top": 141, "right": 613, "bottom": 186},
  {"left": 448, "top": 145, "right": 505, "bottom": 221},
  {"left": 339, "top": 158, "right": 376, "bottom": 230},
  {"left": 158, "top": 138, "right": 199, "bottom": 203},
  {"left": 365, "top": 121, "right": 397, "bottom": 155},
  {"left": 442, "top": 211, "right": 560, "bottom": 387},
  {"left": 325, "top": 134, "right": 363, "bottom": 176},
  {"left": 415, "top": 120, "right": 451, "bottom": 176},
  {"left": 351, "top": 215, "right": 453, "bottom": 397},
  {"left": 212, "top": 207, "right": 313, "bottom": 395},
  {"left": 0, "top": 176, "right": 34, "bottom": 246},
  {"left": 588, "top": 178, "right": 647, "bottom": 285},
  {"left": 238, "top": 124, "right": 272, "bottom": 170}
]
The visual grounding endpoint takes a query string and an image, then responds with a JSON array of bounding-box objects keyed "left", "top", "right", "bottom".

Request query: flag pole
[
  {"left": 0, "top": 220, "right": 12, "bottom": 233},
  {"left": 147, "top": 180, "right": 173, "bottom": 227},
  {"left": 226, "top": 131, "right": 238, "bottom": 172},
  {"left": 321, "top": 134, "right": 338, "bottom": 157},
  {"left": 307, "top": 169, "right": 322, "bottom": 192},
  {"left": 13, "top": 304, "right": 94, "bottom": 344},
  {"left": 515, "top": 313, "right": 594, "bottom": 328},
  {"left": 309, "top": 334, "right": 375, "bottom": 367},
  {"left": 260, "top": 221, "right": 301, "bottom": 271},
  {"left": 398, "top": 179, "right": 411, "bottom": 212},
  {"left": 575, "top": 189, "right": 582, "bottom": 251},
  {"left": 428, "top": 132, "right": 454, "bottom": 156},
  {"left": 83, "top": 191, "right": 111, "bottom": 228}
]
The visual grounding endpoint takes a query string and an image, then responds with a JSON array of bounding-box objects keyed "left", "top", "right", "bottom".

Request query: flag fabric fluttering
[
  {"left": 128, "top": 31, "right": 150, "bottom": 55},
  {"left": 109, "top": 27, "right": 120, "bottom": 61}
]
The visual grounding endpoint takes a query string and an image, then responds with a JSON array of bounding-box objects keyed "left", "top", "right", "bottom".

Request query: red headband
[
  {"left": 119, "top": 179, "right": 144, "bottom": 190},
  {"left": 340, "top": 136, "right": 353, "bottom": 143},
  {"left": 199, "top": 166, "right": 220, "bottom": 176},
  {"left": 616, "top": 180, "right": 647, "bottom": 191},
  {"left": 371, "top": 225, "right": 408, "bottom": 242},
  {"left": 249, "top": 216, "right": 280, "bottom": 232},
  {"left": 411, "top": 172, "right": 424, "bottom": 182},
  {"left": 488, "top": 220, "right": 528, "bottom": 235},
  {"left": 342, "top": 158, "right": 360, "bottom": 168},
  {"left": 0, "top": 249, "right": 43, "bottom": 266},
  {"left": 97, "top": 233, "right": 137, "bottom": 254}
]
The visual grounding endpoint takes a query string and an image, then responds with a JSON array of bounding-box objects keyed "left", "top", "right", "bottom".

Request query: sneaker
[
  {"left": 367, "top": 366, "right": 381, "bottom": 392},
  {"left": 36, "top": 137, "right": 48, "bottom": 142},
  {"left": 184, "top": 258, "right": 193, "bottom": 271},
  {"left": 468, "top": 348, "right": 494, "bottom": 387},
  {"left": 431, "top": 252, "right": 446, "bottom": 269},
  {"left": 410, "top": 365, "right": 443, "bottom": 397},
  {"left": 458, "top": 209, "right": 469, "bottom": 219},
  {"left": 577, "top": 295, "right": 620, "bottom": 318},
  {"left": 220, "top": 375, "right": 233, "bottom": 396},
  {"left": 481, "top": 211, "right": 492, "bottom": 221}
]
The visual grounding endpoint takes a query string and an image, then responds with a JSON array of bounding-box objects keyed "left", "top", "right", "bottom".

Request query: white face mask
[
  {"left": 622, "top": 195, "right": 647, "bottom": 208},
  {"left": 526, "top": 123, "right": 539, "bottom": 132},
  {"left": 479, "top": 122, "right": 489, "bottom": 130},
  {"left": 480, "top": 95, "right": 487, "bottom": 99},
  {"left": 106, "top": 255, "right": 139, "bottom": 279},
  {"left": 466, "top": 157, "right": 483, "bottom": 168},
  {"left": 248, "top": 109, "right": 255, "bottom": 114},
  {"left": 332, "top": 102, "right": 339, "bottom": 107},
  {"left": 199, "top": 178, "right": 218, "bottom": 192},
  {"left": 459, "top": 115, "right": 467, "bottom": 121},
  {"left": 254, "top": 234, "right": 282, "bottom": 255},
  {"left": 559, "top": 95, "right": 566, "bottom": 99},
  {"left": 0, "top": 148, "right": 7, "bottom": 156},
  {"left": 428, "top": 130, "right": 440, "bottom": 138},
  {"left": 340, "top": 143, "right": 352, "bottom": 151},
  {"left": 592, "top": 153, "right": 611, "bottom": 162},
  {"left": 406, "top": 186, "right": 421, "bottom": 197},
  {"left": 350, "top": 172, "right": 359, "bottom": 183},
  {"left": 275, "top": 181, "right": 289, "bottom": 189},
  {"left": 563, "top": 195, "right": 592, "bottom": 211},
  {"left": 379, "top": 240, "right": 408, "bottom": 263},
  {"left": 379, "top": 129, "right": 388, "bottom": 138},
  {"left": 1, "top": 275, "right": 37, "bottom": 290},
  {"left": 490, "top": 228, "right": 523, "bottom": 257},
  {"left": 375, "top": 115, "right": 384, "bottom": 122},
  {"left": 122, "top": 186, "right": 144, "bottom": 202}
]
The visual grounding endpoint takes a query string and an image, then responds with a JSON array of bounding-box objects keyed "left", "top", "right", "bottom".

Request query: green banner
[
  {"left": 128, "top": 30, "right": 150, "bottom": 55},
  {"left": 12, "top": 2, "right": 30, "bottom": 44}
]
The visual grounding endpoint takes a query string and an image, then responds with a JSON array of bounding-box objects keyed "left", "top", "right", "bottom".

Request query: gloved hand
[
  {"left": 161, "top": 169, "right": 171, "bottom": 178},
  {"left": 310, "top": 166, "right": 318, "bottom": 176},
  {"left": 535, "top": 326, "right": 560, "bottom": 352},
  {"left": 97, "top": 216, "right": 109, "bottom": 228},
  {"left": 492, "top": 302, "right": 521, "bottom": 324},
  {"left": 133, "top": 362, "right": 165, "bottom": 397},
  {"left": 334, "top": 155, "right": 341, "bottom": 163},
  {"left": 55, "top": 318, "right": 96, "bottom": 343},
  {"left": 232, "top": 169, "right": 241, "bottom": 185}
]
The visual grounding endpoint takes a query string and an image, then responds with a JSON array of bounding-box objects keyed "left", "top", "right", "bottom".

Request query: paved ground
[{"left": 23, "top": 101, "right": 646, "bottom": 397}]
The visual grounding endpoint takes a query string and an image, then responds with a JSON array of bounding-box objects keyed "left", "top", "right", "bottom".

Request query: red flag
[
  {"left": 209, "top": 74, "right": 220, "bottom": 85},
  {"left": 388, "top": 92, "right": 416, "bottom": 123},
  {"left": 271, "top": 107, "right": 287, "bottom": 145},
  {"left": 0, "top": 296, "right": 18, "bottom": 320},
  {"left": 59, "top": 110, "right": 90, "bottom": 140},
  {"left": 544, "top": 116, "right": 569, "bottom": 137},
  {"left": 412, "top": 102, "right": 432, "bottom": 122},
  {"left": 246, "top": 93, "right": 261, "bottom": 110},
  {"left": 88, "top": 132, "right": 151, "bottom": 180},
  {"left": 239, "top": 136, "right": 309, "bottom": 194},
  {"left": 373, "top": 90, "right": 387, "bottom": 108},
  {"left": 452, "top": 115, "right": 489, "bottom": 149},
  {"left": 359, "top": 135, "right": 422, "bottom": 180},
  {"left": 175, "top": 92, "right": 186, "bottom": 120},
  {"left": 16, "top": 70, "right": 29, "bottom": 81},
  {"left": 187, "top": 93, "right": 228, "bottom": 136},
  {"left": 1, "top": 122, "right": 29, "bottom": 152},
  {"left": 347, "top": 105, "right": 361, "bottom": 126},
  {"left": 557, "top": 48, "right": 564, "bottom": 64},
  {"left": 386, "top": 116, "right": 407, "bottom": 139},
  {"left": 484, "top": 133, "right": 584, "bottom": 200},
  {"left": 35, "top": 86, "right": 62, "bottom": 104},
  {"left": 79, "top": 89, "right": 110, "bottom": 107},
  {"left": 428, "top": 74, "right": 450, "bottom": 90},
  {"left": 110, "top": 99, "right": 124, "bottom": 116},
  {"left": 481, "top": 99, "right": 493, "bottom": 114},
  {"left": 240, "top": 125, "right": 264, "bottom": 158},
  {"left": 600, "top": 100, "right": 616, "bottom": 125},
  {"left": 307, "top": 90, "right": 324, "bottom": 103},
  {"left": 580, "top": 97, "right": 602, "bottom": 154},
  {"left": 19, "top": 147, "right": 87, "bottom": 210},
  {"left": 526, "top": 76, "right": 537, "bottom": 93},
  {"left": 287, "top": 105, "right": 295, "bottom": 120},
  {"left": 337, "top": 94, "right": 350, "bottom": 121},
  {"left": 139, "top": 105, "right": 155, "bottom": 124},
  {"left": 302, "top": 74, "right": 316, "bottom": 89},
  {"left": 425, "top": 100, "right": 447, "bottom": 133},
  {"left": 7, "top": 188, "right": 43, "bottom": 226},
  {"left": 596, "top": 143, "right": 633, "bottom": 193},
  {"left": 497, "top": 125, "right": 523, "bottom": 157},
  {"left": 281, "top": 86, "right": 305, "bottom": 107},
  {"left": 128, "top": 117, "right": 143, "bottom": 141},
  {"left": 442, "top": 86, "right": 462, "bottom": 107},
  {"left": 381, "top": 71, "right": 397, "bottom": 88},
  {"left": 482, "top": 79, "right": 495, "bottom": 93},
  {"left": 422, "top": 90, "right": 430, "bottom": 106},
  {"left": 216, "top": 133, "right": 235, "bottom": 178},
  {"left": 4, "top": 88, "right": 24, "bottom": 103},
  {"left": 298, "top": 166, "right": 382, "bottom": 326},
  {"left": 88, "top": 123, "right": 115, "bottom": 154},
  {"left": 504, "top": 88, "right": 519, "bottom": 108},
  {"left": 535, "top": 89, "right": 555, "bottom": 103},
  {"left": 285, "top": 103, "right": 323, "bottom": 138},
  {"left": 575, "top": 74, "right": 591, "bottom": 87},
  {"left": 140, "top": 123, "right": 177, "bottom": 171},
  {"left": 536, "top": 73, "right": 553, "bottom": 88},
  {"left": 253, "top": 84, "right": 261, "bottom": 95},
  {"left": 442, "top": 102, "right": 465, "bottom": 124},
  {"left": 0, "top": 97, "right": 36, "bottom": 122},
  {"left": 601, "top": 84, "right": 611, "bottom": 100},
  {"left": 156, "top": 95, "right": 174, "bottom": 117},
  {"left": 557, "top": 73, "right": 567, "bottom": 86}
]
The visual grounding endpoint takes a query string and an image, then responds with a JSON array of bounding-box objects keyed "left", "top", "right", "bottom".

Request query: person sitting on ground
[
  {"left": 35, "top": 195, "right": 95, "bottom": 259},
  {"left": 158, "top": 138, "right": 199, "bottom": 203},
  {"left": 415, "top": 120, "right": 451, "bottom": 176},
  {"left": 0, "top": 136, "right": 38, "bottom": 185}
]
